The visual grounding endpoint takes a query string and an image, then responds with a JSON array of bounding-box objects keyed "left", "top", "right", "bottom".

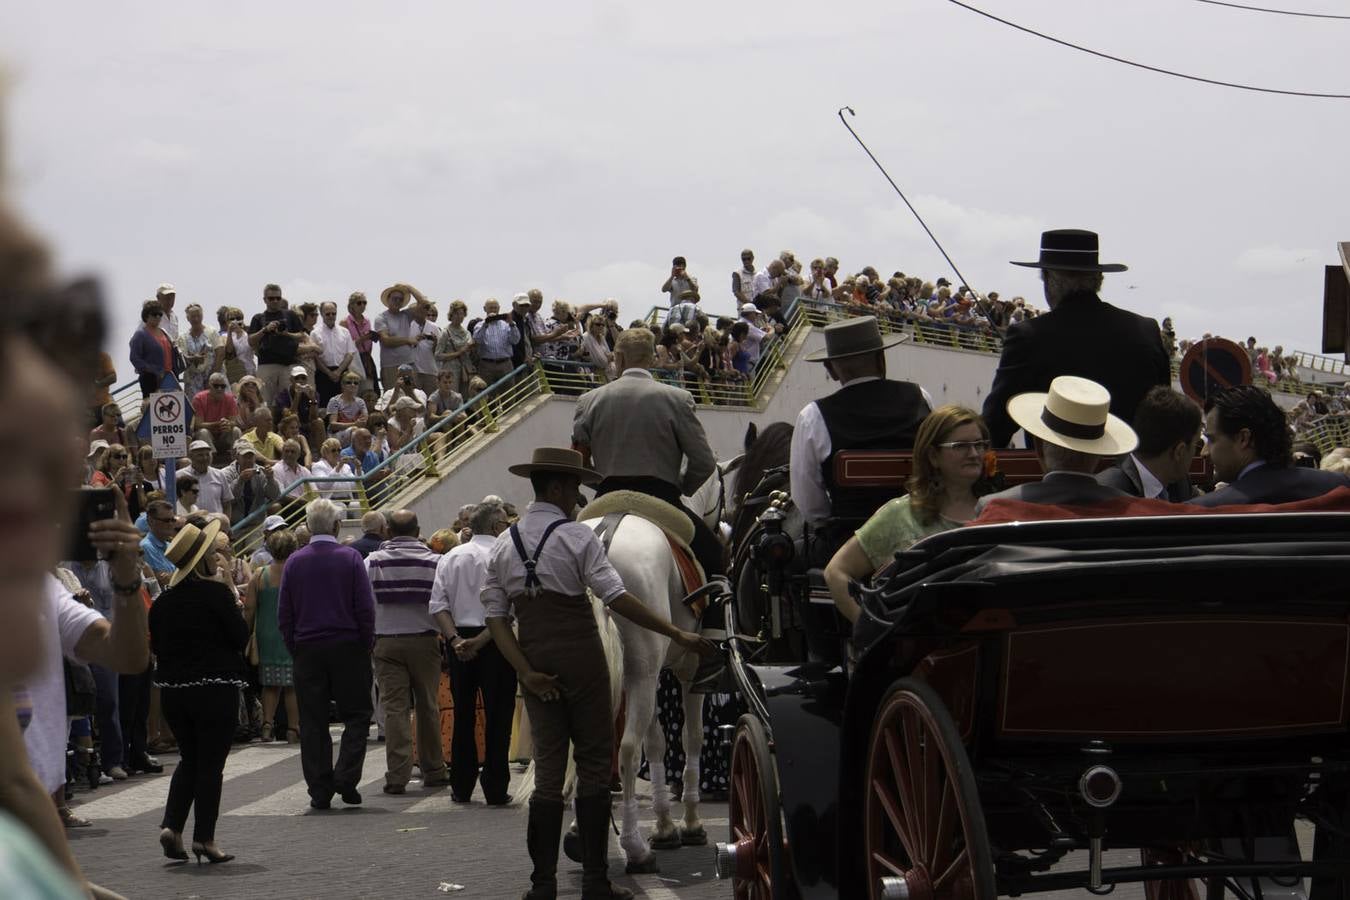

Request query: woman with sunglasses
[
  {"left": 129, "top": 300, "right": 184, "bottom": 397},
  {"left": 89, "top": 443, "right": 131, "bottom": 488},
  {"left": 128, "top": 445, "right": 166, "bottom": 522},
  {"left": 343, "top": 291, "right": 378, "bottom": 394},
  {"left": 220, "top": 307, "right": 255, "bottom": 385},
  {"left": 825, "top": 405, "right": 991, "bottom": 624}
]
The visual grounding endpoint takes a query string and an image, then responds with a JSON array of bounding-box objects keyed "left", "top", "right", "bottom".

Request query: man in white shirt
[
  {"left": 185, "top": 440, "right": 234, "bottom": 516},
  {"left": 407, "top": 299, "right": 441, "bottom": 396},
  {"left": 429, "top": 498, "right": 514, "bottom": 805},
  {"left": 312, "top": 301, "right": 359, "bottom": 406},
  {"left": 156, "top": 282, "right": 180, "bottom": 341},
  {"left": 738, "top": 304, "right": 773, "bottom": 366}
]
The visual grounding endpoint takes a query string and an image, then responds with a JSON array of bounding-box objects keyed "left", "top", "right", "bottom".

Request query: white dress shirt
[
  {"left": 1131, "top": 454, "right": 1167, "bottom": 500},
  {"left": 481, "top": 501, "right": 626, "bottom": 619},
  {"left": 430, "top": 534, "right": 497, "bottom": 628},
  {"left": 188, "top": 464, "right": 235, "bottom": 515},
  {"left": 311, "top": 322, "right": 361, "bottom": 376},
  {"left": 790, "top": 376, "right": 936, "bottom": 525},
  {"left": 409, "top": 319, "right": 440, "bottom": 375}
]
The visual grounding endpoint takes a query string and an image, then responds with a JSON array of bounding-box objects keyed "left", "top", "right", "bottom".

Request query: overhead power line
[
  {"left": 945, "top": 0, "right": 1350, "bottom": 99},
  {"left": 1193, "top": 0, "right": 1350, "bottom": 20}
]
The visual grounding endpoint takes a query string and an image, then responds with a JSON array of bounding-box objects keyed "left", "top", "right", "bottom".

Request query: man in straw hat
[
  {"left": 483, "top": 447, "right": 713, "bottom": 900},
  {"left": 373, "top": 283, "right": 425, "bottom": 391},
  {"left": 790, "top": 315, "right": 931, "bottom": 551},
  {"left": 983, "top": 229, "right": 1170, "bottom": 448},
  {"left": 975, "top": 375, "right": 1135, "bottom": 513}
]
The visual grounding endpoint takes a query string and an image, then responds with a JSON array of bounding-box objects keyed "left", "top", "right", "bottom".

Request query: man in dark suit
[
  {"left": 976, "top": 375, "right": 1136, "bottom": 514},
  {"left": 982, "top": 229, "right": 1171, "bottom": 447},
  {"left": 1189, "top": 385, "right": 1350, "bottom": 507},
  {"left": 1096, "top": 387, "right": 1202, "bottom": 501}
]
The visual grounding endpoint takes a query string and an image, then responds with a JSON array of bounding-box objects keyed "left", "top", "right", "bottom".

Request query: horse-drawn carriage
[{"left": 716, "top": 450, "right": 1350, "bottom": 899}]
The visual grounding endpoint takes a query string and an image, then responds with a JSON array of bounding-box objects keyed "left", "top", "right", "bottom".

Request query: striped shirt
[{"left": 364, "top": 536, "right": 448, "bottom": 635}]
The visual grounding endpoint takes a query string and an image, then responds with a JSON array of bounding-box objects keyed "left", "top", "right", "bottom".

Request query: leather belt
[{"left": 376, "top": 631, "right": 438, "bottom": 638}]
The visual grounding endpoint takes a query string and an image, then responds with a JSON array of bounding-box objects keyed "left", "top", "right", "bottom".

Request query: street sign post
[{"left": 149, "top": 391, "right": 190, "bottom": 461}]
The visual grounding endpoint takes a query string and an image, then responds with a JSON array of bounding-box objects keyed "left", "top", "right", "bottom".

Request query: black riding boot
[
  {"left": 522, "top": 797, "right": 564, "bottom": 900},
  {"left": 575, "top": 793, "right": 634, "bottom": 900}
]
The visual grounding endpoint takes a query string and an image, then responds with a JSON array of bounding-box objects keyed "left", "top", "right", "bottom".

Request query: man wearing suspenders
[{"left": 482, "top": 447, "right": 713, "bottom": 900}]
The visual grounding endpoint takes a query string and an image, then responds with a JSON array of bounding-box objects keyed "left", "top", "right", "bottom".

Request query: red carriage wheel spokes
[
  {"left": 865, "top": 678, "right": 996, "bottom": 900},
  {"left": 729, "top": 715, "right": 788, "bottom": 899}
]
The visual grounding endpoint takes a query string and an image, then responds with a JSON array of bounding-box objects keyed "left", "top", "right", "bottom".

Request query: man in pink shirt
[{"left": 191, "top": 372, "right": 242, "bottom": 455}]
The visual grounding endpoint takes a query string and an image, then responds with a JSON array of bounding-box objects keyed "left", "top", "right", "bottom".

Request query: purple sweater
[{"left": 277, "top": 535, "right": 376, "bottom": 652}]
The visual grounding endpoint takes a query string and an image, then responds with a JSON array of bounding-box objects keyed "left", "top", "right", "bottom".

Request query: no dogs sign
[{"left": 149, "top": 391, "right": 190, "bottom": 460}]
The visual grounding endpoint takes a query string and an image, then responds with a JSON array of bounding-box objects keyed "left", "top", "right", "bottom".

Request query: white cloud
[{"left": 121, "top": 138, "right": 195, "bottom": 168}]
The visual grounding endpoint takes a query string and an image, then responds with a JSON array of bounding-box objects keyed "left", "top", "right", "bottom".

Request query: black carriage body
[{"left": 736, "top": 512, "right": 1350, "bottom": 898}]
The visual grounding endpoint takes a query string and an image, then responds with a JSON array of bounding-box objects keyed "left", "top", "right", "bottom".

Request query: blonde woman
[
  {"left": 433, "top": 299, "right": 475, "bottom": 394},
  {"left": 220, "top": 307, "right": 255, "bottom": 384},
  {"left": 825, "top": 405, "right": 990, "bottom": 623},
  {"left": 243, "top": 528, "right": 299, "bottom": 744},
  {"left": 311, "top": 438, "right": 357, "bottom": 502}
]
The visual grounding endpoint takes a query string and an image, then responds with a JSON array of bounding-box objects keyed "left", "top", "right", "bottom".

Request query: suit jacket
[
  {"left": 975, "top": 470, "right": 1128, "bottom": 515},
  {"left": 982, "top": 292, "right": 1171, "bottom": 447},
  {"left": 1096, "top": 455, "right": 1196, "bottom": 502},
  {"left": 572, "top": 369, "right": 716, "bottom": 496},
  {"left": 1187, "top": 464, "right": 1350, "bottom": 507}
]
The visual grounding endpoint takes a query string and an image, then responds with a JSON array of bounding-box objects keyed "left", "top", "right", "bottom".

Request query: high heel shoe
[
  {"left": 159, "top": 828, "right": 188, "bottom": 861},
  {"left": 191, "top": 842, "right": 234, "bottom": 865},
  {"left": 259, "top": 723, "right": 274, "bottom": 743}
]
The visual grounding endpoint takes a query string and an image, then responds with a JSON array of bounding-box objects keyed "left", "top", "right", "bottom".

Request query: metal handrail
[
  {"left": 1292, "top": 350, "right": 1347, "bottom": 376},
  {"left": 799, "top": 300, "right": 1005, "bottom": 355},
  {"left": 1296, "top": 414, "right": 1350, "bottom": 455},
  {"left": 229, "top": 363, "right": 539, "bottom": 556}
]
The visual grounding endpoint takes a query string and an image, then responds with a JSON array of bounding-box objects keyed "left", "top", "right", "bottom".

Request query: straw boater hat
[
  {"left": 508, "top": 447, "right": 601, "bottom": 485},
  {"left": 379, "top": 283, "right": 412, "bottom": 308},
  {"left": 1007, "top": 375, "right": 1138, "bottom": 456},
  {"left": 1011, "top": 229, "right": 1127, "bottom": 273},
  {"left": 804, "top": 315, "right": 908, "bottom": 363},
  {"left": 164, "top": 518, "right": 223, "bottom": 588}
]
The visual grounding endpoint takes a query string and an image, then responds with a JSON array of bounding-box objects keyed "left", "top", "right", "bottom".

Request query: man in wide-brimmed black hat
[
  {"left": 790, "top": 315, "right": 931, "bottom": 559},
  {"left": 982, "top": 229, "right": 1171, "bottom": 447}
]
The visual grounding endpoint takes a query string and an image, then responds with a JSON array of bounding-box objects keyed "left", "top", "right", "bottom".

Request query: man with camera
[
  {"left": 247, "top": 284, "right": 307, "bottom": 405},
  {"left": 472, "top": 298, "right": 520, "bottom": 387},
  {"left": 375, "top": 363, "right": 428, "bottom": 415}
]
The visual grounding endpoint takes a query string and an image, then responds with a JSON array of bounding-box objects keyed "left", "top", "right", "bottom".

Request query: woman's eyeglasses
[{"left": 936, "top": 440, "right": 991, "bottom": 453}]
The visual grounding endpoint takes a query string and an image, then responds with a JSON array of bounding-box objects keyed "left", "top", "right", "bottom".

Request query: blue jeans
[{"left": 89, "top": 664, "right": 124, "bottom": 770}]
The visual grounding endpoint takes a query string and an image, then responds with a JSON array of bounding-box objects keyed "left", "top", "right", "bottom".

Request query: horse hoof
[
  {"left": 649, "top": 831, "right": 682, "bottom": 851},
  {"left": 562, "top": 829, "right": 583, "bottom": 863},
  {"left": 625, "top": 855, "right": 660, "bottom": 875},
  {"left": 680, "top": 825, "right": 708, "bottom": 846}
]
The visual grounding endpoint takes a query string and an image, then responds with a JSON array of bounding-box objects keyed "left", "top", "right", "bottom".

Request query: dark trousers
[
  {"left": 160, "top": 684, "right": 237, "bottom": 842},
  {"left": 137, "top": 371, "right": 161, "bottom": 398},
  {"left": 119, "top": 666, "right": 152, "bottom": 764},
  {"left": 293, "top": 640, "right": 373, "bottom": 800},
  {"left": 89, "top": 664, "right": 124, "bottom": 770},
  {"left": 315, "top": 368, "right": 342, "bottom": 408},
  {"left": 447, "top": 626, "right": 517, "bottom": 803},
  {"left": 596, "top": 476, "right": 726, "bottom": 579}
]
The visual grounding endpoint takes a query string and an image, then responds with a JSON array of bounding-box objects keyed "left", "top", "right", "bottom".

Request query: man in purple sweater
[{"left": 278, "top": 497, "right": 376, "bottom": 810}]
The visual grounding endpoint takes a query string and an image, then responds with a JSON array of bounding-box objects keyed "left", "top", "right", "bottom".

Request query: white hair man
[
  {"left": 429, "top": 498, "right": 515, "bottom": 804},
  {"left": 277, "top": 498, "right": 375, "bottom": 809}
]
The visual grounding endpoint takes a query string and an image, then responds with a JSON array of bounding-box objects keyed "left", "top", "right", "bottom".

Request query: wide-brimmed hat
[
  {"left": 164, "top": 518, "right": 223, "bottom": 588},
  {"left": 508, "top": 447, "right": 601, "bottom": 485},
  {"left": 804, "top": 315, "right": 908, "bottom": 363},
  {"left": 380, "top": 283, "right": 412, "bottom": 308},
  {"left": 1007, "top": 375, "right": 1138, "bottom": 456},
  {"left": 1011, "top": 229, "right": 1127, "bottom": 273}
]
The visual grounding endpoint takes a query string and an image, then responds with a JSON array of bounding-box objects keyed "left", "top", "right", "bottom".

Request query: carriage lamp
[
  {"left": 1079, "top": 765, "right": 1122, "bottom": 808},
  {"left": 754, "top": 505, "right": 795, "bottom": 565}
]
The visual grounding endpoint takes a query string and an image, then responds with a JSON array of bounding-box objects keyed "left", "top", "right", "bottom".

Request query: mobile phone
[{"left": 64, "top": 487, "right": 117, "bottom": 562}]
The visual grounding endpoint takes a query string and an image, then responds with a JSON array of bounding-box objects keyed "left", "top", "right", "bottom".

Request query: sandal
[
  {"left": 286, "top": 728, "right": 300, "bottom": 744},
  {"left": 59, "top": 807, "right": 92, "bottom": 828},
  {"left": 260, "top": 724, "right": 273, "bottom": 743}
]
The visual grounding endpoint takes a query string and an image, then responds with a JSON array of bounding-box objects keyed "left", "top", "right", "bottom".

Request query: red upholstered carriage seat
[{"left": 832, "top": 449, "right": 1210, "bottom": 492}]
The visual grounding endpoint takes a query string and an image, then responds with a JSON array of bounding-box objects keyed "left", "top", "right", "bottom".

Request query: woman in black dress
[{"left": 149, "top": 518, "right": 249, "bottom": 864}]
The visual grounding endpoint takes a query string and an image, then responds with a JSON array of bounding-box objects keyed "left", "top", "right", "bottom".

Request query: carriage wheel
[
  {"left": 727, "top": 715, "right": 787, "bottom": 900},
  {"left": 864, "top": 678, "right": 996, "bottom": 900},
  {"left": 1141, "top": 849, "right": 1200, "bottom": 900}
]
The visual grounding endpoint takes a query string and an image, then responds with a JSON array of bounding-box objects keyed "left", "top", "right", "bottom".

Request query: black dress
[{"left": 149, "top": 577, "right": 248, "bottom": 843}]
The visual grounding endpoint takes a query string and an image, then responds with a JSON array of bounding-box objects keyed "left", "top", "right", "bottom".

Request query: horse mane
[{"left": 730, "top": 421, "right": 794, "bottom": 538}]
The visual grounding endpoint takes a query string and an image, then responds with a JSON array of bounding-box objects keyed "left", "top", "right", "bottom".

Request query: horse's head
[{"left": 684, "top": 455, "right": 744, "bottom": 532}]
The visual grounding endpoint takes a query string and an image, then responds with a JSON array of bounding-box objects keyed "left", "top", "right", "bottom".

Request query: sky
[{"left": 2, "top": 0, "right": 1348, "bottom": 367}]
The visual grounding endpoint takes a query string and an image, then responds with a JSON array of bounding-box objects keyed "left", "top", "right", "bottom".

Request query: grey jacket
[
  {"left": 975, "top": 470, "right": 1128, "bottom": 515},
  {"left": 572, "top": 369, "right": 716, "bottom": 495}
]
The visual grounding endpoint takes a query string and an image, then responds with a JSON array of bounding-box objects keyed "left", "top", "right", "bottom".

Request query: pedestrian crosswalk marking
[{"left": 71, "top": 745, "right": 300, "bottom": 820}]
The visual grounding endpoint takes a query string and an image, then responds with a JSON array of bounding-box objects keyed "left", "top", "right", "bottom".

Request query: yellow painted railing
[
  {"left": 800, "top": 301, "right": 1005, "bottom": 355},
  {"left": 1297, "top": 415, "right": 1350, "bottom": 455}
]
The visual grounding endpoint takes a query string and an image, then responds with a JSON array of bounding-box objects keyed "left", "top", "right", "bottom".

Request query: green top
[
  {"left": 0, "top": 810, "right": 87, "bottom": 899},
  {"left": 855, "top": 495, "right": 960, "bottom": 569}
]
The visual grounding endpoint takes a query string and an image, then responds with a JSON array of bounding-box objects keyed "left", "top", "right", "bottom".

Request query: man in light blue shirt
[
  {"left": 139, "top": 499, "right": 178, "bottom": 583},
  {"left": 471, "top": 298, "right": 520, "bottom": 386}
]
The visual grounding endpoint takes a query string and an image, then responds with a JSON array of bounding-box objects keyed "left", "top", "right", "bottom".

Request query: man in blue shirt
[
  {"left": 340, "top": 427, "right": 386, "bottom": 476},
  {"left": 471, "top": 298, "right": 520, "bottom": 387},
  {"left": 139, "top": 499, "right": 178, "bottom": 584}
]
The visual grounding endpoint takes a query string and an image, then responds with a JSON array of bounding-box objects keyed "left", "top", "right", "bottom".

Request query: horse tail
[{"left": 512, "top": 590, "right": 625, "bottom": 810}]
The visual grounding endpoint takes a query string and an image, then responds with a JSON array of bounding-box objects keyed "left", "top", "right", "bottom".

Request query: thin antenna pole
[{"left": 837, "top": 106, "right": 976, "bottom": 294}]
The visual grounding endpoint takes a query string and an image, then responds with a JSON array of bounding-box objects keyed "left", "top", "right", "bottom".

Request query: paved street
[{"left": 69, "top": 731, "right": 729, "bottom": 900}]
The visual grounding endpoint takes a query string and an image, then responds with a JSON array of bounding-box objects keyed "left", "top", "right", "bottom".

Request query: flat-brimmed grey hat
[{"left": 804, "top": 315, "right": 908, "bottom": 362}]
